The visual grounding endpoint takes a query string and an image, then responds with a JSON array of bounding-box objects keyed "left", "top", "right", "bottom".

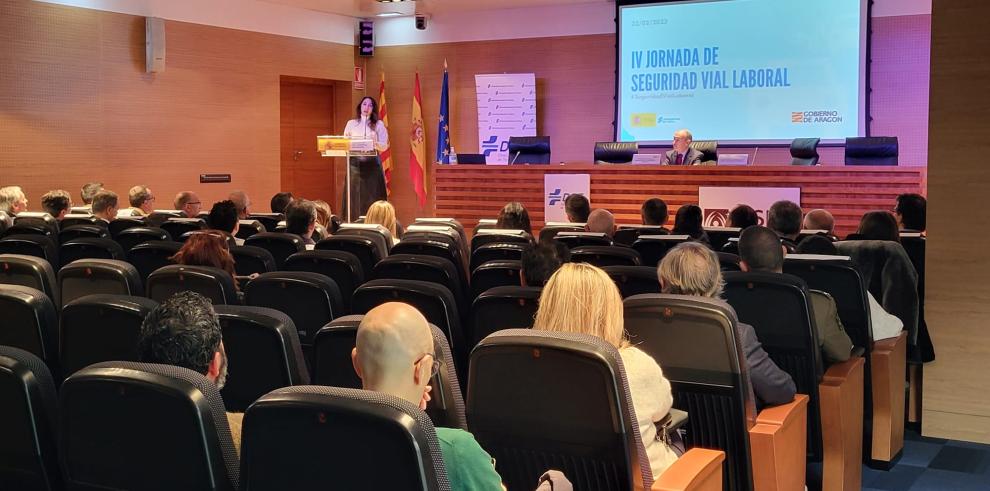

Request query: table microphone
[
  {"left": 752, "top": 146, "right": 760, "bottom": 166},
  {"left": 509, "top": 150, "right": 522, "bottom": 165}
]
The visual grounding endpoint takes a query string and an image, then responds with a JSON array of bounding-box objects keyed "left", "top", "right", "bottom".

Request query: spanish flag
[
  {"left": 409, "top": 72, "right": 428, "bottom": 207},
  {"left": 378, "top": 72, "right": 393, "bottom": 196}
]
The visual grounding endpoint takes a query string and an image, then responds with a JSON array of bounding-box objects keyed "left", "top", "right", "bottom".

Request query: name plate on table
[
  {"left": 317, "top": 136, "right": 375, "bottom": 157},
  {"left": 631, "top": 153, "right": 663, "bottom": 165}
]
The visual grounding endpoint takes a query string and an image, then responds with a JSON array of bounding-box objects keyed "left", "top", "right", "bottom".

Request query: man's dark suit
[
  {"left": 738, "top": 321, "right": 797, "bottom": 409},
  {"left": 662, "top": 147, "right": 705, "bottom": 166}
]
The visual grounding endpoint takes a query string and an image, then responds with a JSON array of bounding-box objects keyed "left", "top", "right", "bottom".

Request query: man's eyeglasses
[{"left": 416, "top": 353, "right": 441, "bottom": 378}]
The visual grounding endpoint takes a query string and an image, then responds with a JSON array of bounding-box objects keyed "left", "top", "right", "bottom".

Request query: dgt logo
[
  {"left": 547, "top": 188, "right": 571, "bottom": 206},
  {"left": 481, "top": 135, "right": 510, "bottom": 157}
]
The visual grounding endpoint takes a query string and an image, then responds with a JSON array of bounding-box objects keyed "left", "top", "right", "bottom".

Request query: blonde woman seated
[
  {"left": 533, "top": 262, "right": 679, "bottom": 478},
  {"left": 365, "top": 200, "right": 399, "bottom": 245}
]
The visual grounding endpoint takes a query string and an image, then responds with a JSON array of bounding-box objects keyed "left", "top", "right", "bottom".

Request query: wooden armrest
[
  {"left": 820, "top": 356, "right": 865, "bottom": 491},
  {"left": 749, "top": 394, "right": 809, "bottom": 491},
  {"left": 870, "top": 331, "right": 908, "bottom": 463},
  {"left": 650, "top": 448, "right": 725, "bottom": 491}
]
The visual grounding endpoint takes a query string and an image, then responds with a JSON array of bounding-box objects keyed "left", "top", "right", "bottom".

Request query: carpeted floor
[{"left": 862, "top": 429, "right": 990, "bottom": 490}]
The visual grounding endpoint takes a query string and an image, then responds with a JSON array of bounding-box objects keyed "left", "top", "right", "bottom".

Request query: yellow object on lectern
[{"left": 317, "top": 136, "right": 375, "bottom": 157}]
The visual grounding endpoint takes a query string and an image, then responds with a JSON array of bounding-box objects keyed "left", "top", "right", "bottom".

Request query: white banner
[
  {"left": 476, "top": 73, "right": 536, "bottom": 164},
  {"left": 698, "top": 187, "right": 801, "bottom": 227},
  {"left": 545, "top": 174, "right": 591, "bottom": 223}
]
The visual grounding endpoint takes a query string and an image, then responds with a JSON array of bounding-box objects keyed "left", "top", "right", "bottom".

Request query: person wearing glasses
[
  {"left": 127, "top": 185, "right": 156, "bottom": 217},
  {"left": 351, "top": 302, "right": 504, "bottom": 491},
  {"left": 661, "top": 129, "right": 703, "bottom": 166},
  {"left": 174, "top": 191, "right": 203, "bottom": 219}
]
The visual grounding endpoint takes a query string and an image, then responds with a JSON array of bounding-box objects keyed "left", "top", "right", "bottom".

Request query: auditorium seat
[
  {"left": 336, "top": 223, "right": 393, "bottom": 255},
  {"left": 791, "top": 138, "right": 821, "bottom": 166},
  {"left": 316, "top": 235, "right": 383, "bottom": 279},
  {"left": 633, "top": 234, "right": 691, "bottom": 267},
  {"left": 127, "top": 240, "right": 180, "bottom": 283},
  {"left": 146, "top": 264, "right": 239, "bottom": 305},
  {"left": 392, "top": 233, "right": 468, "bottom": 288},
  {"left": 717, "top": 252, "right": 742, "bottom": 271},
  {"left": 58, "top": 224, "right": 109, "bottom": 244},
  {"left": 230, "top": 245, "right": 276, "bottom": 277},
  {"left": 61, "top": 238, "right": 122, "bottom": 263},
  {"left": 0, "top": 254, "right": 58, "bottom": 304},
  {"left": 310, "top": 315, "right": 466, "bottom": 430},
  {"left": 689, "top": 140, "right": 719, "bottom": 164},
  {"left": 374, "top": 254, "right": 466, "bottom": 314},
  {"left": 59, "top": 214, "right": 102, "bottom": 229},
  {"left": 234, "top": 219, "right": 266, "bottom": 241},
  {"left": 845, "top": 137, "right": 898, "bottom": 166},
  {"left": 470, "top": 259, "right": 522, "bottom": 300},
  {"left": 554, "top": 231, "right": 612, "bottom": 249},
  {"left": 247, "top": 213, "right": 282, "bottom": 234},
  {"left": 470, "top": 228, "right": 530, "bottom": 252},
  {"left": 614, "top": 225, "right": 668, "bottom": 247},
  {"left": 1, "top": 223, "right": 51, "bottom": 239},
  {"left": 180, "top": 230, "right": 237, "bottom": 249},
  {"left": 0, "top": 234, "right": 59, "bottom": 268},
  {"left": 705, "top": 226, "right": 742, "bottom": 251},
  {"left": 0, "top": 346, "right": 61, "bottom": 491},
  {"left": 507, "top": 135, "right": 551, "bottom": 164},
  {"left": 571, "top": 245, "right": 643, "bottom": 267},
  {"left": 145, "top": 210, "right": 183, "bottom": 228},
  {"left": 243, "top": 232, "right": 304, "bottom": 269},
  {"left": 412, "top": 217, "right": 468, "bottom": 252},
  {"left": 283, "top": 250, "right": 364, "bottom": 311},
  {"left": 58, "top": 259, "right": 142, "bottom": 307},
  {"left": 160, "top": 217, "right": 207, "bottom": 239},
  {"left": 538, "top": 222, "right": 585, "bottom": 243},
  {"left": 107, "top": 217, "right": 145, "bottom": 238},
  {"left": 0, "top": 285, "right": 58, "bottom": 372},
  {"left": 13, "top": 212, "right": 59, "bottom": 238},
  {"left": 470, "top": 241, "right": 527, "bottom": 272},
  {"left": 468, "top": 329, "right": 725, "bottom": 491},
  {"left": 624, "top": 294, "right": 809, "bottom": 491},
  {"left": 243, "top": 271, "right": 343, "bottom": 346},
  {"left": 469, "top": 285, "right": 541, "bottom": 347},
  {"left": 60, "top": 362, "right": 239, "bottom": 490},
  {"left": 723, "top": 271, "right": 864, "bottom": 490},
  {"left": 722, "top": 237, "right": 741, "bottom": 255},
  {"left": 594, "top": 141, "right": 639, "bottom": 163},
  {"left": 473, "top": 218, "right": 497, "bottom": 235},
  {"left": 59, "top": 294, "right": 158, "bottom": 376},
  {"left": 214, "top": 305, "right": 309, "bottom": 412},
  {"left": 603, "top": 265, "right": 662, "bottom": 298},
  {"left": 115, "top": 227, "right": 171, "bottom": 252},
  {"left": 239, "top": 386, "right": 449, "bottom": 491}
]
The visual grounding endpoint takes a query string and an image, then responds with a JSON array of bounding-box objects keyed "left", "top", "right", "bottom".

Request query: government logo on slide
[
  {"left": 791, "top": 110, "right": 843, "bottom": 124},
  {"left": 630, "top": 113, "right": 657, "bottom": 127}
]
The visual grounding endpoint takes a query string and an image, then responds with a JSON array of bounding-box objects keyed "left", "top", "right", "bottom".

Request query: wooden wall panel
[
  {"left": 0, "top": 0, "right": 353, "bottom": 212},
  {"left": 923, "top": 0, "right": 990, "bottom": 444}
]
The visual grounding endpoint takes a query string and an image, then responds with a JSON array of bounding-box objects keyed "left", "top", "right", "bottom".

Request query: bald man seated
[
  {"left": 585, "top": 208, "right": 616, "bottom": 238},
  {"left": 802, "top": 209, "right": 837, "bottom": 239},
  {"left": 352, "top": 302, "right": 504, "bottom": 491}
]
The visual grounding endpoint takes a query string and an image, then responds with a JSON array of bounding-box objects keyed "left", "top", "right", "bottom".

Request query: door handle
[{"left": 293, "top": 150, "right": 303, "bottom": 161}]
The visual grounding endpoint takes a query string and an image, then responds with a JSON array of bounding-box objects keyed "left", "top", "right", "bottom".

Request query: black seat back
[
  {"left": 845, "top": 136, "right": 898, "bottom": 166},
  {"left": 507, "top": 136, "right": 551, "bottom": 164},
  {"left": 613, "top": 226, "right": 667, "bottom": 247},
  {"left": 58, "top": 224, "right": 109, "bottom": 244},
  {"left": 214, "top": 305, "right": 309, "bottom": 412},
  {"left": 0, "top": 254, "right": 58, "bottom": 305},
  {"left": 283, "top": 250, "right": 364, "bottom": 311},
  {"left": 469, "top": 285, "right": 541, "bottom": 348},
  {"left": 690, "top": 140, "right": 719, "bottom": 163},
  {"left": 0, "top": 286, "right": 59, "bottom": 370},
  {"left": 127, "top": 240, "right": 181, "bottom": 283},
  {"left": 58, "top": 259, "right": 142, "bottom": 307},
  {"left": 554, "top": 231, "right": 612, "bottom": 249},
  {"left": 0, "top": 235, "right": 59, "bottom": 269},
  {"left": 790, "top": 137, "right": 821, "bottom": 166},
  {"left": 594, "top": 141, "right": 639, "bottom": 163},
  {"left": 59, "top": 237, "right": 125, "bottom": 268},
  {"left": 538, "top": 223, "right": 584, "bottom": 244},
  {"left": 632, "top": 234, "right": 691, "bottom": 267},
  {"left": 571, "top": 245, "right": 643, "bottom": 267},
  {"left": 240, "top": 386, "right": 449, "bottom": 491},
  {"left": 717, "top": 252, "right": 742, "bottom": 272},
  {"left": 59, "top": 214, "right": 102, "bottom": 230},
  {"left": 247, "top": 213, "right": 282, "bottom": 234},
  {"left": 115, "top": 226, "right": 171, "bottom": 252},
  {"left": 467, "top": 329, "right": 650, "bottom": 490},
  {"left": 336, "top": 224, "right": 393, "bottom": 256},
  {"left": 602, "top": 265, "right": 661, "bottom": 298},
  {"left": 59, "top": 294, "right": 158, "bottom": 376},
  {"left": 12, "top": 212, "right": 59, "bottom": 238},
  {"left": 469, "top": 229, "right": 530, "bottom": 252},
  {"left": 705, "top": 227, "right": 742, "bottom": 251},
  {"left": 243, "top": 272, "right": 343, "bottom": 346},
  {"left": 146, "top": 264, "right": 239, "bottom": 305},
  {"left": 470, "top": 241, "right": 527, "bottom": 272},
  {"left": 783, "top": 255, "right": 873, "bottom": 351},
  {"left": 161, "top": 218, "right": 208, "bottom": 239},
  {"left": 60, "top": 362, "right": 239, "bottom": 490},
  {"left": 107, "top": 217, "right": 146, "bottom": 238},
  {"left": 624, "top": 294, "right": 753, "bottom": 491},
  {"left": 470, "top": 259, "right": 522, "bottom": 300},
  {"left": 0, "top": 346, "right": 60, "bottom": 491},
  {"left": 392, "top": 233, "right": 468, "bottom": 288},
  {"left": 234, "top": 219, "right": 266, "bottom": 240},
  {"left": 316, "top": 235, "right": 383, "bottom": 280},
  {"left": 375, "top": 254, "right": 465, "bottom": 313},
  {"left": 243, "top": 232, "right": 304, "bottom": 269},
  {"left": 230, "top": 245, "right": 276, "bottom": 277}
]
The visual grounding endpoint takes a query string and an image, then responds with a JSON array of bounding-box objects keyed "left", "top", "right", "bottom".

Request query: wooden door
[{"left": 280, "top": 81, "right": 335, "bottom": 203}]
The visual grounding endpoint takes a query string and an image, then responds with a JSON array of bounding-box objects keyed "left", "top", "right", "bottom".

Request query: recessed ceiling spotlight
[{"left": 376, "top": 11, "right": 403, "bottom": 17}]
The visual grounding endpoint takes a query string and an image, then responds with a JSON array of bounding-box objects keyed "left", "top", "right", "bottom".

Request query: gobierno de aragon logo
[{"left": 791, "top": 110, "right": 842, "bottom": 123}]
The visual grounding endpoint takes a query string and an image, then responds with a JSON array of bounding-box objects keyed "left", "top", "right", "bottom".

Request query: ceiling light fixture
[{"left": 376, "top": 11, "right": 403, "bottom": 17}]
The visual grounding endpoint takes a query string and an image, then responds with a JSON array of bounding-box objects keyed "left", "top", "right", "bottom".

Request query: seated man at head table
[{"left": 661, "top": 129, "right": 704, "bottom": 166}]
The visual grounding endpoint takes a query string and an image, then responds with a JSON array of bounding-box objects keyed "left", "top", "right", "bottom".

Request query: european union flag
[{"left": 436, "top": 61, "right": 450, "bottom": 164}]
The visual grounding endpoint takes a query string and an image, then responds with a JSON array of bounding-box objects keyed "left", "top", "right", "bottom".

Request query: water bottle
[{"left": 449, "top": 146, "right": 458, "bottom": 165}]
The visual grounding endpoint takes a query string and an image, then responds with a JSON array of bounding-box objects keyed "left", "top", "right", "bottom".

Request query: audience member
[
  {"left": 208, "top": 200, "right": 243, "bottom": 246},
  {"left": 169, "top": 232, "right": 243, "bottom": 286},
  {"left": 737, "top": 226, "right": 854, "bottom": 364},
  {"left": 41, "top": 189, "right": 72, "bottom": 219},
  {"left": 351, "top": 302, "right": 504, "bottom": 490},
  {"left": 662, "top": 129, "right": 703, "bottom": 166},
  {"left": 856, "top": 211, "right": 900, "bottom": 242},
  {"left": 795, "top": 236, "right": 905, "bottom": 341},
  {"left": 895, "top": 193, "right": 926, "bottom": 233},
  {"left": 658, "top": 241, "right": 796, "bottom": 408},
  {"left": 585, "top": 209, "right": 616, "bottom": 238},
  {"left": 137, "top": 291, "right": 242, "bottom": 453},
  {"left": 174, "top": 192, "right": 202, "bottom": 219},
  {"left": 533, "top": 263, "right": 680, "bottom": 478},
  {"left": 496, "top": 202, "right": 532, "bottom": 236},
  {"left": 80, "top": 182, "right": 104, "bottom": 209},
  {"left": 313, "top": 200, "right": 333, "bottom": 230},
  {"left": 672, "top": 204, "right": 710, "bottom": 245},
  {"left": 91, "top": 190, "right": 119, "bottom": 224},
  {"left": 0, "top": 185, "right": 28, "bottom": 216},
  {"left": 285, "top": 198, "right": 317, "bottom": 246},
  {"left": 270, "top": 192, "right": 293, "bottom": 214},
  {"left": 365, "top": 200, "right": 399, "bottom": 245},
  {"left": 767, "top": 200, "right": 801, "bottom": 251},
  {"left": 563, "top": 194, "right": 591, "bottom": 223},
  {"left": 127, "top": 185, "right": 156, "bottom": 217},
  {"left": 641, "top": 197, "right": 669, "bottom": 228},
  {"left": 728, "top": 204, "right": 759, "bottom": 229},
  {"left": 520, "top": 241, "right": 569, "bottom": 287},
  {"left": 802, "top": 209, "right": 835, "bottom": 237},
  {"left": 228, "top": 190, "right": 251, "bottom": 220}
]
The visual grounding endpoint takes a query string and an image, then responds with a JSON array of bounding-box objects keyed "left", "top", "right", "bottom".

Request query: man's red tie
[{"left": 675, "top": 153, "right": 683, "bottom": 165}]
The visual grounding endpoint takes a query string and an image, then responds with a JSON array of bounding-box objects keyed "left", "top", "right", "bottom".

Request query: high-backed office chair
[
  {"left": 689, "top": 140, "right": 719, "bottom": 164},
  {"left": 115, "top": 227, "right": 171, "bottom": 252},
  {"left": 127, "top": 240, "right": 181, "bottom": 283},
  {"left": 571, "top": 245, "right": 643, "bottom": 267},
  {"left": 239, "top": 386, "right": 450, "bottom": 491},
  {"left": 0, "top": 234, "right": 59, "bottom": 268},
  {"left": 214, "top": 305, "right": 309, "bottom": 412},
  {"left": 243, "top": 272, "right": 344, "bottom": 347},
  {"left": 59, "top": 294, "right": 158, "bottom": 376},
  {"left": 507, "top": 136, "right": 551, "bottom": 164},
  {"left": 59, "top": 238, "right": 125, "bottom": 267},
  {"left": 58, "top": 259, "right": 142, "bottom": 307},
  {"left": 146, "top": 264, "right": 239, "bottom": 305},
  {"left": 243, "top": 232, "right": 304, "bottom": 269},
  {"left": 0, "top": 346, "right": 61, "bottom": 491},
  {"left": 469, "top": 286, "right": 541, "bottom": 347},
  {"left": 60, "top": 362, "right": 240, "bottom": 490},
  {"left": 470, "top": 259, "right": 523, "bottom": 300},
  {"left": 454, "top": 153, "right": 486, "bottom": 164},
  {"left": 844, "top": 137, "right": 898, "bottom": 166},
  {"left": 0, "top": 254, "right": 58, "bottom": 305},
  {"left": 603, "top": 265, "right": 662, "bottom": 298},
  {"left": 632, "top": 234, "right": 691, "bottom": 267},
  {"left": 624, "top": 295, "right": 809, "bottom": 491},
  {"left": 790, "top": 138, "right": 821, "bottom": 166},
  {"left": 594, "top": 141, "right": 639, "bottom": 163},
  {"left": 283, "top": 250, "right": 365, "bottom": 311},
  {"left": 0, "top": 285, "right": 59, "bottom": 373}
]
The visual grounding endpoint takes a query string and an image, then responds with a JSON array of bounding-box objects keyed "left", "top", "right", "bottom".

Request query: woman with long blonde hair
[
  {"left": 533, "top": 262, "right": 679, "bottom": 478},
  {"left": 365, "top": 200, "right": 399, "bottom": 245}
]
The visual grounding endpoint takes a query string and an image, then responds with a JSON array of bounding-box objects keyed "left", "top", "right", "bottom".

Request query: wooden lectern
[{"left": 317, "top": 135, "right": 376, "bottom": 222}]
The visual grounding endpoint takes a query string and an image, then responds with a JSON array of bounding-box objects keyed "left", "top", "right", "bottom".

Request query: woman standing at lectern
[{"left": 342, "top": 96, "right": 389, "bottom": 221}]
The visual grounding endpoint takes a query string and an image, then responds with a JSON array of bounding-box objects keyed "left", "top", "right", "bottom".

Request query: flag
[
  {"left": 409, "top": 71, "right": 428, "bottom": 207},
  {"left": 378, "top": 72, "right": 393, "bottom": 196},
  {"left": 436, "top": 60, "right": 450, "bottom": 165}
]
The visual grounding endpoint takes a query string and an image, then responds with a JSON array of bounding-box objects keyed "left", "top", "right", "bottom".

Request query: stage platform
[{"left": 433, "top": 164, "right": 927, "bottom": 238}]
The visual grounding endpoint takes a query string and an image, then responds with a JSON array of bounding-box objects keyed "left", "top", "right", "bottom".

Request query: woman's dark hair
[
  {"left": 169, "top": 233, "right": 238, "bottom": 286},
  {"left": 857, "top": 211, "right": 900, "bottom": 242},
  {"left": 355, "top": 96, "right": 379, "bottom": 126},
  {"left": 729, "top": 204, "right": 759, "bottom": 229},
  {"left": 496, "top": 201, "right": 532, "bottom": 235},
  {"left": 673, "top": 204, "right": 705, "bottom": 238}
]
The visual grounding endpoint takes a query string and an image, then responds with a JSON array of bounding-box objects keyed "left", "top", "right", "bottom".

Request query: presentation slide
[{"left": 617, "top": 0, "right": 867, "bottom": 144}]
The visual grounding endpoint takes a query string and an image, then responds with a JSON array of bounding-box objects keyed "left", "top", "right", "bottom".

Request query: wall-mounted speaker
[
  {"left": 359, "top": 20, "right": 374, "bottom": 57},
  {"left": 146, "top": 17, "right": 166, "bottom": 73}
]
